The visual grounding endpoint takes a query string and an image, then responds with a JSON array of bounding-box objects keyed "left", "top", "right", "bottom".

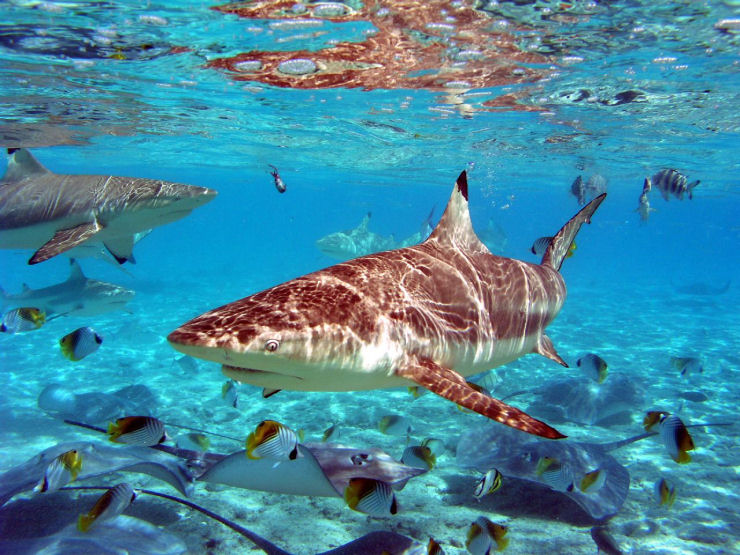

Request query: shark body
[
  {"left": 316, "top": 208, "right": 434, "bottom": 261},
  {"left": 169, "top": 172, "right": 605, "bottom": 439},
  {"left": 1, "top": 259, "right": 134, "bottom": 316},
  {"left": 0, "top": 148, "right": 217, "bottom": 264}
]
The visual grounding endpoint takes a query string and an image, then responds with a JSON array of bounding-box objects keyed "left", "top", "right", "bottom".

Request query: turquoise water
[{"left": 0, "top": 1, "right": 738, "bottom": 554}]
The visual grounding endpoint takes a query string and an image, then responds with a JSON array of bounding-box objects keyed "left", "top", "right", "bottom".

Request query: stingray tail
[{"left": 542, "top": 193, "right": 606, "bottom": 272}]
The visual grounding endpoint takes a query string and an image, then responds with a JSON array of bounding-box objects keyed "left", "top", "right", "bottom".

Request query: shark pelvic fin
[
  {"left": 3, "top": 148, "right": 50, "bottom": 183},
  {"left": 29, "top": 220, "right": 103, "bottom": 265},
  {"left": 535, "top": 334, "right": 568, "bottom": 367},
  {"left": 425, "top": 171, "right": 485, "bottom": 252},
  {"left": 396, "top": 357, "right": 566, "bottom": 439},
  {"left": 104, "top": 236, "right": 136, "bottom": 264},
  {"left": 541, "top": 193, "right": 606, "bottom": 272}
]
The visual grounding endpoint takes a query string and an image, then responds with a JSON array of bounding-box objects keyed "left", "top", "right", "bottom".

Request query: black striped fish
[
  {"left": 108, "top": 416, "right": 167, "bottom": 446},
  {"left": 650, "top": 169, "right": 699, "bottom": 201}
]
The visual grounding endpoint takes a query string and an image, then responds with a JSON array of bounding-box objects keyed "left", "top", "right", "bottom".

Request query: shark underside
[{"left": 169, "top": 171, "right": 606, "bottom": 439}]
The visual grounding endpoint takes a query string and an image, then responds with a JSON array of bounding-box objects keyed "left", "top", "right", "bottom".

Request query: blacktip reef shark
[
  {"left": 0, "top": 148, "right": 217, "bottom": 264},
  {"left": 1, "top": 258, "right": 135, "bottom": 316},
  {"left": 169, "top": 171, "right": 606, "bottom": 439}
]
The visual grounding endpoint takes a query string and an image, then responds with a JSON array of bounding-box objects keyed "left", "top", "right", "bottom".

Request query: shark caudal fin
[{"left": 541, "top": 193, "right": 606, "bottom": 272}]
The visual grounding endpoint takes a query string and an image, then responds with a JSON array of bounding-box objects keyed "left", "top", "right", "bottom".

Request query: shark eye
[{"left": 264, "top": 339, "right": 280, "bottom": 352}]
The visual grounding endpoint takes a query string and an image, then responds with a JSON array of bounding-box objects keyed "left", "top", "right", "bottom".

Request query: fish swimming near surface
[
  {"left": 649, "top": 169, "right": 700, "bottom": 201},
  {"left": 169, "top": 171, "right": 606, "bottom": 439},
  {"left": 1, "top": 259, "right": 134, "bottom": 317},
  {"left": 0, "top": 306, "right": 45, "bottom": 333},
  {"left": 636, "top": 177, "right": 655, "bottom": 223},
  {"left": 268, "top": 164, "right": 286, "bottom": 193},
  {"left": 0, "top": 148, "right": 217, "bottom": 264},
  {"left": 60, "top": 326, "right": 103, "bottom": 361}
]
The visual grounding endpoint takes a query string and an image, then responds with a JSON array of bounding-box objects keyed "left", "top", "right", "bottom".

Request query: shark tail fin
[{"left": 541, "top": 193, "right": 606, "bottom": 272}]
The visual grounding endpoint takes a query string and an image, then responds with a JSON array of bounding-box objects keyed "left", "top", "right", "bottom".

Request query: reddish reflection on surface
[{"left": 209, "top": 0, "right": 551, "bottom": 97}]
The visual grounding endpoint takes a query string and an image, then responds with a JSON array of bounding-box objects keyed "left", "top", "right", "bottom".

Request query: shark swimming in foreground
[
  {"left": 1, "top": 258, "right": 134, "bottom": 316},
  {"left": 0, "top": 148, "right": 217, "bottom": 264},
  {"left": 168, "top": 171, "right": 606, "bottom": 439}
]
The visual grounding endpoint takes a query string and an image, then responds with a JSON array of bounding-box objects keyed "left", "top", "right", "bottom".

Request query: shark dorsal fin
[
  {"left": 425, "top": 171, "right": 483, "bottom": 250},
  {"left": 3, "top": 148, "right": 51, "bottom": 183},
  {"left": 359, "top": 212, "right": 371, "bottom": 231},
  {"left": 68, "top": 258, "right": 86, "bottom": 281}
]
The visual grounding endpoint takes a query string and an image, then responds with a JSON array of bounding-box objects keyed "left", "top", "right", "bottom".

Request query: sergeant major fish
[{"left": 650, "top": 169, "right": 699, "bottom": 201}]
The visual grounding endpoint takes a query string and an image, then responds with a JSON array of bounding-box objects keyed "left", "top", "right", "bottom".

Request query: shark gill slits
[{"left": 264, "top": 339, "right": 280, "bottom": 352}]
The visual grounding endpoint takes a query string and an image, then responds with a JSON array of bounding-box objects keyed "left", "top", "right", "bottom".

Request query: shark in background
[
  {"left": 1, "top": 259, "right": 134, "bottom": 316},
  {"left": 315, "top": 208, "right": 434, "bottom": 261},
  {"left": 169, "top": 171, "right": 606, "bottom": 440},
  {"left": 0, "top": 148, "right": 217, "bottom": 265}
]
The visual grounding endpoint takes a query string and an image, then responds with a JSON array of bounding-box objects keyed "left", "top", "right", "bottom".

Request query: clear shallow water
[{"left": 0, "top": 1, "right": 738, "bottom": 554}]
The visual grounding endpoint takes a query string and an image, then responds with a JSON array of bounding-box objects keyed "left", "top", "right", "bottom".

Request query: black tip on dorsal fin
[
  {"left": 456, "top": 171, "right": 468, "bottom": 201},
  {"left": 7, "top": 148, "right": 19, "bottom": 155}
]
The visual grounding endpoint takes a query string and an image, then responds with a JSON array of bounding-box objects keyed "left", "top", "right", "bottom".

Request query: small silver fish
[
  {"left": 78, "top": 483, "right": 137, "bottom": 532},
  {"left": 268, "top": 164, "right": 286, "bottom": 193},
  {"left": 636, "top": 178, "right": 655, "bottom": 223},
  {"left": 1, "top": 307, "right": 45, "bottom": 333},
  {"left": 59, "top": 326, "right": 103, "bottom": 361},
  {"left": 650, "top": 169, "right": 699, "bottom": 201}
]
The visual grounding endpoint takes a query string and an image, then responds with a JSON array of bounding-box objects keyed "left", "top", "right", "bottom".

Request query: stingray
[
  {"left": 0, "top": 441, "right": 193, "bottom": 507},
  {"left": 456, "top": 424, "right": 636, "bottom": 520},
  {"left": 506, "top": 374, "right": 645, "bottom": 427},
  {"left": 37, "top": 383, "right": 158, "bottom": 424}
]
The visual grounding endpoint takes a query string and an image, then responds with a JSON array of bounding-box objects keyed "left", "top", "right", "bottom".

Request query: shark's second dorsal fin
[
  {"left": 542, "top": 193, "right": 606, "bottom": 272},
  {"left": 3, "top": 148, "right": 50, "bottom": 183},
  {"left": 68, "top": 259, "right": 86, "bottom": 281},
  {"left": 425, "top": 171, "right": 482, "bottom": 250}
]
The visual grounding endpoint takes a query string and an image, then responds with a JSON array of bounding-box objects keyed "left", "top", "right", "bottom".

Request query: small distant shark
[
  {"left": 675, "top": 280, "right": 731, "bottom": 296},
  {"left": 0, "top": 148, "right": 217, "bottom": 265},
  {"left": 316, "top": 209, "right": 434, "bottom": 260},
  {"left": 1, "top": 258, "right": 134, "bottom": 316},
  {"left": 169, "top": 171, "right": 605, "bottom": 439}
]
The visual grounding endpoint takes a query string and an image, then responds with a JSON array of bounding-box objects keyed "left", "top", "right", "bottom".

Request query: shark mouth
[{"left": 221, "top": 365, "right": 304, "bottom": 386}]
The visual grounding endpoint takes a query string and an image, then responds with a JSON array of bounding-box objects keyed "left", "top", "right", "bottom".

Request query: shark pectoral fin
[
  {"left": 396, "top": 358, "right": 566, "bottom": 439},
  {"left": 535, "top": 335, "right": 568, "bottom": 367},
  {"left": 104, "top": 236, "right": 136, "bottom": 264},
  {"left": 262, "top": 388, "right": 282, "bottom": 398},
  {"left": 29, "top": 221, "right": 102, "bottom": 265}
]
